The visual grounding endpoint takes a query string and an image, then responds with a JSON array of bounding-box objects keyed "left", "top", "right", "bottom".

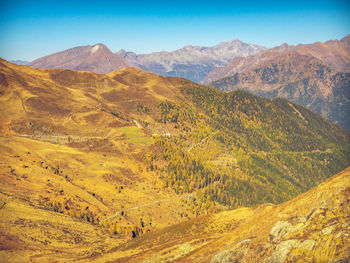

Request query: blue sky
[{"left": 0, "top": 0, "right": 349, "bottom": 61}]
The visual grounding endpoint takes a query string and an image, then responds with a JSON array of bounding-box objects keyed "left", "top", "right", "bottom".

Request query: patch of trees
[
  {"left": 137, "top": 104, "right": 151, "bottom": 113},
  {"left": 43, "top": 199, "right": 99, "bottom": 224},
  {"left": 100, "top": 216, "right": 152, "bottom": 239}
]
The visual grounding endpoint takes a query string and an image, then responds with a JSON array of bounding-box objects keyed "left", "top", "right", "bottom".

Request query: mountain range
[
  {"left": 117, "top": 39, "right": 265, "bottom": 82},
  {"left": 0, "top": 59, "right": 349, "bottom": 261},
  {"left": 26, "top": 39, "right": 265, "bottom": 82},
  {"left": 209, "top": 35, "right": 350, "bottom": 130},
  {"left": 14, "top": 35, "right": 350, "bottom": 132},
  {"left": 205, "top": 35, "right": 350, "bottom": 84}
]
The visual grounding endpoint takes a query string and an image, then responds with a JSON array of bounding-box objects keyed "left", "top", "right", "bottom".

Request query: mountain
[
  {"left": 9, "top": 60, "right": 28, "bottom": 65},
  {"left": 210, "top": 52, "right": 350, "bottom": 130},
  {"left": 27, "top": 44, "right": 131, "bottom": 74},
  {"left": 0, "top": 59, "right": 349, "bottom": 261},
  {"left": 204, "top": 34, "right": 350, "bottom": 84},
  {"left": 208, "top": 35, "right": 350, "bottom": 130},
  {"left": 27, "top": 40, "right": 265, "bottom": 82},
  {"left": 117, "top": 39, "right": 266, "bottom": 82}
]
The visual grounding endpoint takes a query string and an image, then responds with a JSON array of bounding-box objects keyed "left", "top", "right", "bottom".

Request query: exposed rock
[
  {"left": 322, "top": 224, "right": 337, "bottom": 235},
  {"left": 299, "top": 239, "right": 316, "bottom": 250},
  {"left": 210, "top": 239, "right": 251, "bottom": 263},
  {"left": 264, "top": 239, "right": 300, "bottom": 263},
  {"left": 27, "top": 40, "right": 265, "bottom": 83},
  {"left": 269, "top": 221, "right": 294, "bottom": 243}
]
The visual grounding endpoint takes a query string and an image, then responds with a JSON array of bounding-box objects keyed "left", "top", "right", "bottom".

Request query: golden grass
[{"left": 0, "top": 59, "right": 349, "bottom": 262}]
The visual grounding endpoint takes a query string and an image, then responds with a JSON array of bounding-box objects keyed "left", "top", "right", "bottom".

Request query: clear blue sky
[{"left": 0, "top": 0, "right": 349, "bottom": 61}]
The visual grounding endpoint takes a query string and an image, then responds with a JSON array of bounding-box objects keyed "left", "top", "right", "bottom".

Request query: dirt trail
[
  {"left": 133, "top": 120, "right": 142, "bottom": 128},
  {"left": 187, "top": 136, "right": 210, "bottom": 152},
  {"left": 288, "top": 102, "right": 307, "bottom": 122}
]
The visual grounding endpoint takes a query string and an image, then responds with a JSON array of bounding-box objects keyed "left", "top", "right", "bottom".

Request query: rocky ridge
[
  {"left": 117, "top": 39, "right": 266, "bottom": 82},
  {"left": 204, "top": 34, "right": 350, "bottom": 84}
]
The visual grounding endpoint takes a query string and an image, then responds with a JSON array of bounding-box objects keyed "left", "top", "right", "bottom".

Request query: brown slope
[
  {"left": 204, "top": 43, "right": 290, "bottom": 84},
  {"left": 204, "top": 34, "right": 350, "bottom": 84},
  {"left": 27, "top": 44, "right": 132, "bottom": 74},
  {"left": 296, "top": 34, "right": 350, "bottom": 73},
  {"left": 0, "top": 58, "right": 183, "bottom": 136}
]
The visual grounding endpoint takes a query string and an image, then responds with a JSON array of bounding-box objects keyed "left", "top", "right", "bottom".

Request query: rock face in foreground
[{"left": 209, "top": 167, "right": 350, "bottom": 263}]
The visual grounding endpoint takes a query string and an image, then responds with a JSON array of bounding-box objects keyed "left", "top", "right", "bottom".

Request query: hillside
[
  {"left": 0, "top": 59, "right": 349, "bottom": 261},
  {"left": 27, "top": 44, "right": 131, "bottom": 74},
  {"left": 93, "top": 167, "right": 350, "bottom": 262},
  {"left": 210, "top": 52, "right": 350, "bottom": 130}
]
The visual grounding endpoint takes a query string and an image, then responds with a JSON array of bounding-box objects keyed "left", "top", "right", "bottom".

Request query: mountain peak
[
  {"left": 91, "top": 44, "right": 102, "bottom": 53},
  {"left": 219, "top": 39, "right": 243, "bottom": 45},
  {"left": 90, "top": 43, "right": 111, "bottom": 53},
  {"left": 28, "top": 43, "right": 130, "bottom": 74}
]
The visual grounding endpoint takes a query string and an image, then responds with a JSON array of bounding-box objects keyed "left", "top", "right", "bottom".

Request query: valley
[
  {"left": 1, "top": 0, "right": 350, "bottom": 261},
  {"left": 0, "top": 58, "right": 349, "bottom": 261}
]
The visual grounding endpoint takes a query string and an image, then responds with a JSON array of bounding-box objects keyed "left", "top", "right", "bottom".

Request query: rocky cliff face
[
  {"left": 210, "top": 52, "right": 350, "bottom": 130},
  {"left": 28, "top": 44, "right": 131, "bottom": 74}
]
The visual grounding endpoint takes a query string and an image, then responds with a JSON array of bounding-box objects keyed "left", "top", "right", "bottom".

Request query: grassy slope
[{"left": 93, "top": 167, "right": 350, "bottom": 263}]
